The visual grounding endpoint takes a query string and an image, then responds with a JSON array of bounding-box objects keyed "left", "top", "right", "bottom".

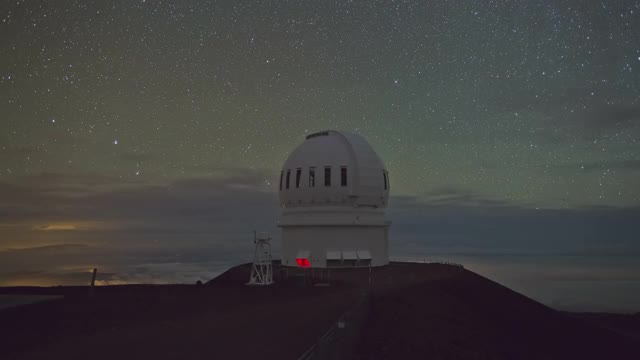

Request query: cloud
[
  {"left": 423, "top": 186, "right": 516, "bottom": 207},
  {"left": 0, "top": 168, "right": 277, "bottom": 227},
  {"left": 576, "top": 159, "right": 640, "bottom": 172},
  {"left": 35, "top": 224, "right": 77, "bottom": 231},
  {"left": 0, "top": 263, "right": 229, "bottom": 287},
  {"left": 31, "top": 222, "right": 121, "bottom": 231},
  {"left": 14, "top": 172, "right": 144, "bottom": 189},
  {"left": 497, "top": 89, "right": 640, "bottom": 144},
  {"left": 554, "top": 102, "right": 640, "bottom": 139},
  {"left": 582, "top": 103, "right": 640, "bottom": 131},
  {"left": 1, "top": 244, "right": 87, "bottom": 251},
  {"left": 0, "top": 145, "right": 47, "bottom": 156},
  {"left": 0, "top": 170, "right": 278, "bottom": 280},
  {"left": 0, "top": 269, "right": 100, "bottom": 287},
  {"left": 0, "top": 242, "right": 243, "bottom": 286},
  {"left": 119, "top": 152, "right": 156, "bottom": 162},
  {"left": 390, "top": 187, "right": 520, "bottom": 210},
  {"left": 388, "top": 191, "right": 640, "bottom": 256},
  {"left": 1, "top": 171, "right": 639, "bottom": 314}
]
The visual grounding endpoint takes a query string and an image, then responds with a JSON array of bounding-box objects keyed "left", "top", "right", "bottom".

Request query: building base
[{"left": 280, "top": 225, "right": 389, "bottom": 268}]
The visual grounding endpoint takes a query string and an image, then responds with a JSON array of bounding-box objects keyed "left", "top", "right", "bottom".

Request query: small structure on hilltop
[
  {"left": 278, "top": 130, "right": 391, "bottom": 269},
  {"left": 247, "top": 231, "right": 274, "bottom": 285}
]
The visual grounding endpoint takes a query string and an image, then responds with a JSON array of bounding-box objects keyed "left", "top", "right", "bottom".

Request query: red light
[{"left": 296, "top": 258, "right": 310, "bottom": 267}]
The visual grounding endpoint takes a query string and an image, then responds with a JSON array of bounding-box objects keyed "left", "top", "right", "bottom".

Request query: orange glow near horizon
[
  {"left": 31, "top": 221, "right": 121, "bottom": 232},
  {"left": 36, "top": 224, "right": 77, "bottom": 231}
]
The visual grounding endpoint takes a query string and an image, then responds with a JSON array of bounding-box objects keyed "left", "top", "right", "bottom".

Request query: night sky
[{"left": 1, "top": 1, "right": 639, "bottom": 311}]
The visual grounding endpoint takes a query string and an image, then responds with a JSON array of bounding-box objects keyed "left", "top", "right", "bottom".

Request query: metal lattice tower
[{"left": 247, "top": 231, "right": 274, "bottom": 286}]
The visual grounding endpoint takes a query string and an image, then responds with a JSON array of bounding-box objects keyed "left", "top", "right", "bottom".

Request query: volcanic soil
[{"left": 1, "top": 262, "right": 638, "bottom": 359}]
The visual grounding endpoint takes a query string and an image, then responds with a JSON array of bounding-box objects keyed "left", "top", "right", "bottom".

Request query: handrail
[{"left": 297, "top": 291, "right": 370, "bottom": 360}]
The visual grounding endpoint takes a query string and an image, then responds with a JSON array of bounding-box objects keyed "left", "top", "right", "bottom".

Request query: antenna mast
[{"left": 247, "top": 231, "right": 274, "bottom": 285}]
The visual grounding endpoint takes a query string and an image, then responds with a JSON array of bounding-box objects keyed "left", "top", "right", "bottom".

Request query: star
[{"left": 0, "top": 0, "right": 637, "bottom": 310}]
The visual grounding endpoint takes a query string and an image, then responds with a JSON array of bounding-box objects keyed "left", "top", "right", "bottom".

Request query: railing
[
  {"left": 297, "top": 291, "right": 370, "bottom": 360},
  {"left": 389, "top": 257, "right": 465, "bottom": 268},
  {"left": 296, "top": 260, "right": 466, "bottom": 359}
]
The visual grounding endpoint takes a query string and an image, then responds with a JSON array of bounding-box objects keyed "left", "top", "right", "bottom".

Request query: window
[
  {"left": 309, "top": 167, "right": 316, "bottom": 187},
  {"left": 295, "top": 168, "right": 301, "bottom": 188},
  {"left": 279, "top": 171, "right": 283, "bottom": 190},
  {"left": 324, "top": 167, "right": 331, "bottom": 186},
  {"left": 340, "top": 167, "right": 347, "bottom": 187},
  {"left": 383, "top": 171, "right": 388, "bottom": 190},
  {"left": 286, "top": 170, "right": 291, "bottom": 189}
]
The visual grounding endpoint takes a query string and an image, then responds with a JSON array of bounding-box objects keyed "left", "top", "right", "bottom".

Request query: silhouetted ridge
[
  {"left": 0, "top": 262, "right": 637, "bottom": 360},
  {"left": 358, "top": 269, "right": 638, "bottom": 359}
]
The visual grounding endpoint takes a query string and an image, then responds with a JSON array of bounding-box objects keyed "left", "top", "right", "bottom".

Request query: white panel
[
  {"left": 342, "top": 251, "right": 357, "bottom": 260},
  {"left": 296, "top": 250, "right": 310, "bottom": 259},
  {"left": 357, "top": 250, "right": 371, "bottom": 260},
  {"left": 281, "top": 226, "right": 389, "bottom": 267},
  {"left": 326, "top": 250, "right": 341, "bottom": 260}
]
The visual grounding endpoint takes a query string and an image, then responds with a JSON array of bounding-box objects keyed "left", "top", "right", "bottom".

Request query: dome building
[{"left": 278, "top": 130, "right": 391, "bottom": 268}]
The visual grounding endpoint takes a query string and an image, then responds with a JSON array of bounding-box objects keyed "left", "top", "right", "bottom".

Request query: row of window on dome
[
  {"left": 279, "top": 167, "right": 390, "bottom": 192},
  {"left": 279, "top": 166, "right": 349, "bottom": 190}
]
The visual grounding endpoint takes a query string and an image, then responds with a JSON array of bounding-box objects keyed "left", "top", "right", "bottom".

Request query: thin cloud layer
[{"left": 0, "top": 172, "right": 639, "bottom": 311}]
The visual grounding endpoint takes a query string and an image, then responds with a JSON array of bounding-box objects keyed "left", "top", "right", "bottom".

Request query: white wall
[{"left": 281, "top": 225, "right": 389, "bottom": 268}]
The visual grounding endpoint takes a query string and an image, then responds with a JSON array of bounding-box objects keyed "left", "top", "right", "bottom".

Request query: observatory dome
[
  {"left": 278, "top": 130, "right": 390, "bottom": 208},
  {"left": 278, "top": 130, "right": 391, "bottom": 268}
]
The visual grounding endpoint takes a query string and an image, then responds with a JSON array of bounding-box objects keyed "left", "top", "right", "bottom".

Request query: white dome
[
  {"left": 278, "top": 130, "right": 391, "bottom": 268},
  {"left": 278, "top": 130, "right": 390, "bottom": 208}
]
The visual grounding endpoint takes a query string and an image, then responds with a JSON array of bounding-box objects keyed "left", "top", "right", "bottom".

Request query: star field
[{"left": 1, "top": 0, "right": 639, "bottom": 207}]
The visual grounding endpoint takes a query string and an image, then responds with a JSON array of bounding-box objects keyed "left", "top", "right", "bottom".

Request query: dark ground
[
  {"left": 357, "top": 264, "right": 640, "bottom": 359},
  {"left": 1, "top": 262, "right": 638, "bottom": 360}
]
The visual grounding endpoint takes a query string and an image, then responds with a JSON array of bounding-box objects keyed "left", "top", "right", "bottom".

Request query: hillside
[
  {"left": 357, "top": 266, "right": 639, "bottom": 359},
  {"left": 0, "top": 262, "right": 638, "bottom": 359}
]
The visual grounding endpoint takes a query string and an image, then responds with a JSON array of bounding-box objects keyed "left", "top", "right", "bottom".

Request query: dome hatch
[{"left": 278, "top": 130, "right": 389, "bottom": 208}]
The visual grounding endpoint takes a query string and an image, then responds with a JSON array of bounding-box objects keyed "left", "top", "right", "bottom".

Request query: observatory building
[{"left": 278, "top": 130, "right": 390, "bottom": 268}]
